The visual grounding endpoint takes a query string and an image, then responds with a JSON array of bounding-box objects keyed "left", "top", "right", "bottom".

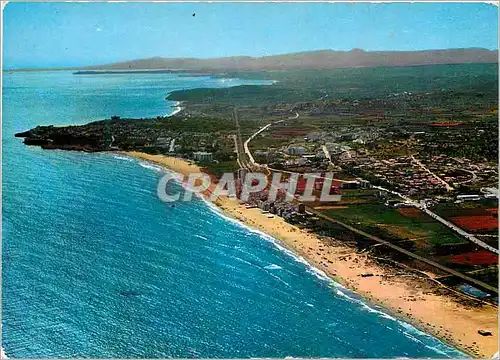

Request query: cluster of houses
[
  {"left": 243, "top": 190, "right": 320, "bottom": 227},
  {"left": 351, "top": 156, "right": 449, "bottom": 196},
  {"left": 420, "top": 155, "right": 498, "bottom": 190}
]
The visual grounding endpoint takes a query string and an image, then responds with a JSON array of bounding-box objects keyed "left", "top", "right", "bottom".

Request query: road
[
  {"left": 232, "top": 134, "right": 244, "bottom": 169},
  {"left": 239, "top": 108, "right": 499, "bottom": 255},
  {"left": 370, "top": 184, "right": 499, "bottom": 255},
  {"left": 419, "top": 206, "right": 499, "bottom": 254},
  {"left": 243, "top": 117, "right": 349, "bottom": 183},
  {"left": 456, "top": 168, "right": 478, "bottom": 185},
  {"left": 306, "top": 206, "right": 498, "bottom": 294},
  {"left": 238, "top": 108, "right": 498, "bottom": 293},
  {"left": 242, "top": 109, "right": 297, "bottom": 167},
  {"left": 243, "top": 123, "right": 272, "bottom": 166},
  {"left": 321, "top": 145, "right": 335, "bottom": 167},
  {"left": 321, "top": 144, "right": 345, "bottom": 172},
  {"left": 411, "top": 155, "right": 454, "bottom": 192},
  {"left": 233, "top": 108, "right": 251, "bottom": 169}
]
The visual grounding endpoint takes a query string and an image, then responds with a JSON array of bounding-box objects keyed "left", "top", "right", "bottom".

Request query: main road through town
[{"left": 237, "top": 108, "right": 499, "bottom": 255}]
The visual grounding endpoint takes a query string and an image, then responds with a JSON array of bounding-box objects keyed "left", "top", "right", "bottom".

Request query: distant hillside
[{"left": 81, "top": 48, "right": 498, "bottom": 72}]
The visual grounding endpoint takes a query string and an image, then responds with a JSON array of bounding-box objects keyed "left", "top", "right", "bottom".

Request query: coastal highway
[
  {"left": 370, "top": 185, "right": 499, "bottom": 255},
  {"left": 420, "top": 206, "right": 499, "bottom": 255},
  {"left": 241, "top": 109, "right": 499, "bottom": 255},
  {"left": 241, "top": 108, "right": 295, "bottom": 167},
  {"left": 232, "top": 134, "right": 244, "bottom": 169},
  {"left": 305, "top": 206, "right": 499, "bottom": 295},
  {"left": 239, "top": 110, "right": 498, "bottom": 294},
  {"left": 244, "top": 123, "right": 271, "bottom": 166},
  {"left": 233, "top": 108, "right": 251, "bottom": 169}
]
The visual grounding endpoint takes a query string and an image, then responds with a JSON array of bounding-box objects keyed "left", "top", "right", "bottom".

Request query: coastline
[
  {"left": 124, "top": 151, "right": 498, "bottom": 359},
  {"left": 169, "top": 101, "right": 184, "bottom": 117}
]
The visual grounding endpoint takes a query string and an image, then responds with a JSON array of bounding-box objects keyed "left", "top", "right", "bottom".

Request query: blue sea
[{"left": 2, "top": 71, "right": 465, "bottom": 358}]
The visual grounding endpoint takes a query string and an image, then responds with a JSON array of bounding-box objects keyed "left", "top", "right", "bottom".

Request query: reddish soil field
[
  {"left": 429, "top": 123, "right": 462, "bottom": 127},
  {"left": 451, "top": 216, "right": 498, "bottom": 232},
  {"left": 271, "top": 127, "right": 311, "bottom": 138},
  {"left": 441, "top": 208, "right": 491, "bottom": 217},
  {"left": 332, "top": 180, "right": 343, "bottom": 188},
  {"left": 449, "top": 251, "right": 498, "bottom": 266},
  {"left": 486, "top": 208, "right": 498, "bottom": 216}
]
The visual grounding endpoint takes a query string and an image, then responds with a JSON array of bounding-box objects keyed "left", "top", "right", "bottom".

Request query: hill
[{"left": 80, "top": 48, "right": 498, "bottom": 72}]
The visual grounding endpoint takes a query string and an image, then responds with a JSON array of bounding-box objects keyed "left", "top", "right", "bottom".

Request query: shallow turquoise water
[{"left": 2, "top": 71, "right": 465, "bottom": 358}]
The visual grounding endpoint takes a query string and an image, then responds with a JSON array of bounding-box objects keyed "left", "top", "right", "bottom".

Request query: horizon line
[{"left": 5, "top": 47, "right": 499, "bottom": 72}]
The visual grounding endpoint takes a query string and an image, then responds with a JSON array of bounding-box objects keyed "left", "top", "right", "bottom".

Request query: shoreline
[
  {"left": 125, "top": 151, "right": 498, "bottom": 359},
  {"left": 168, "top": 101, "right": 184, "bottom": 117}
]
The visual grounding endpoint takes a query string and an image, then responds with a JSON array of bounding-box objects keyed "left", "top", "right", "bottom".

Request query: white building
[
  {"left": 193, "top": 151, "right": 213, "bottom": 162},
  {"left": 287, "top": 146, "right": 305, "bottom": 156}
]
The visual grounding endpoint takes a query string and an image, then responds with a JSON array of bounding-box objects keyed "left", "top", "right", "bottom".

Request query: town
[{"left": 15, "top": 65, "right": 499, "bottom": 307}]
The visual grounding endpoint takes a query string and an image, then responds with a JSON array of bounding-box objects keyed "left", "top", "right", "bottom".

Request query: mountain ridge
[{"left": 81, "top": 48, "right": 498, "bottom": 72}]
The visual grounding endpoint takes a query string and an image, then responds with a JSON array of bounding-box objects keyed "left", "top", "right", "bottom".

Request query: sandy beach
[
  {"left": 125, "top": 151, "right": 498, "bottom": 358},
  {"left": 169, "top": 101, "right": 184, "bottom": 117}
]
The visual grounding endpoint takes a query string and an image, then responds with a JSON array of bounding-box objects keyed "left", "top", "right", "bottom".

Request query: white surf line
[
  {"left": 168, "top": 101, "right": 183, "bottom": 117},
  {"left": 200, "top": 197, "right": 464, "bottom": 356},
  {"left": 99, "top": 153, "right": 465, "bottom": 356}
]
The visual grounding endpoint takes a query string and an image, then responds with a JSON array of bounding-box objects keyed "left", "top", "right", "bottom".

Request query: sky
[{"left": 3, "top": 2, "right": 499, "bottom": 69}]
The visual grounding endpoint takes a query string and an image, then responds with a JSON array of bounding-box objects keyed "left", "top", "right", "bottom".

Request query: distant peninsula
[
  {"left": 73, "top": 70, "right": 212, "bottom": 76},
  {"left": 78, "top": 48, "right": 498, "bottom": 72}
]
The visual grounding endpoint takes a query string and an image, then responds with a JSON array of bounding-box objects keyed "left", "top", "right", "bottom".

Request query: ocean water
[{"left": 2, "top": 71, "right": 465, "bottom": 358}]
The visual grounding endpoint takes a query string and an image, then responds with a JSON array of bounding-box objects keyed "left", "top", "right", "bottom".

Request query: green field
[
  {"left": 169, "top": 63, "right": 498, "bottom": 106},
  {"left": 322, "top": 203, "right": 466, "bottom": 246},
  {"left": 202, "top": 160, "right": 239, "bottom": 177},
  {"left": 435, "top": 199, "right": 499, "bottom": 218}
]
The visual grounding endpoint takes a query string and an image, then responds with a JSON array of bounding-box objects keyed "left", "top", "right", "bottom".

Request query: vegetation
[
  {"left": 17, "top": 62, "right": 499, "bottom": 298},
  {"left": 202, "top": 160, "right": 240, "bottom": 177},
  {"left": 169, "top": 63, "right": 498, "bottom": 106},
  {"left": 323, "top": 203, "right": 466, "bottom": 247}
]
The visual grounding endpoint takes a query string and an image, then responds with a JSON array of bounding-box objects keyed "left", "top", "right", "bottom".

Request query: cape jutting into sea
[{"left": 2, "top": 71, "right": 465, "bottom": 358}]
